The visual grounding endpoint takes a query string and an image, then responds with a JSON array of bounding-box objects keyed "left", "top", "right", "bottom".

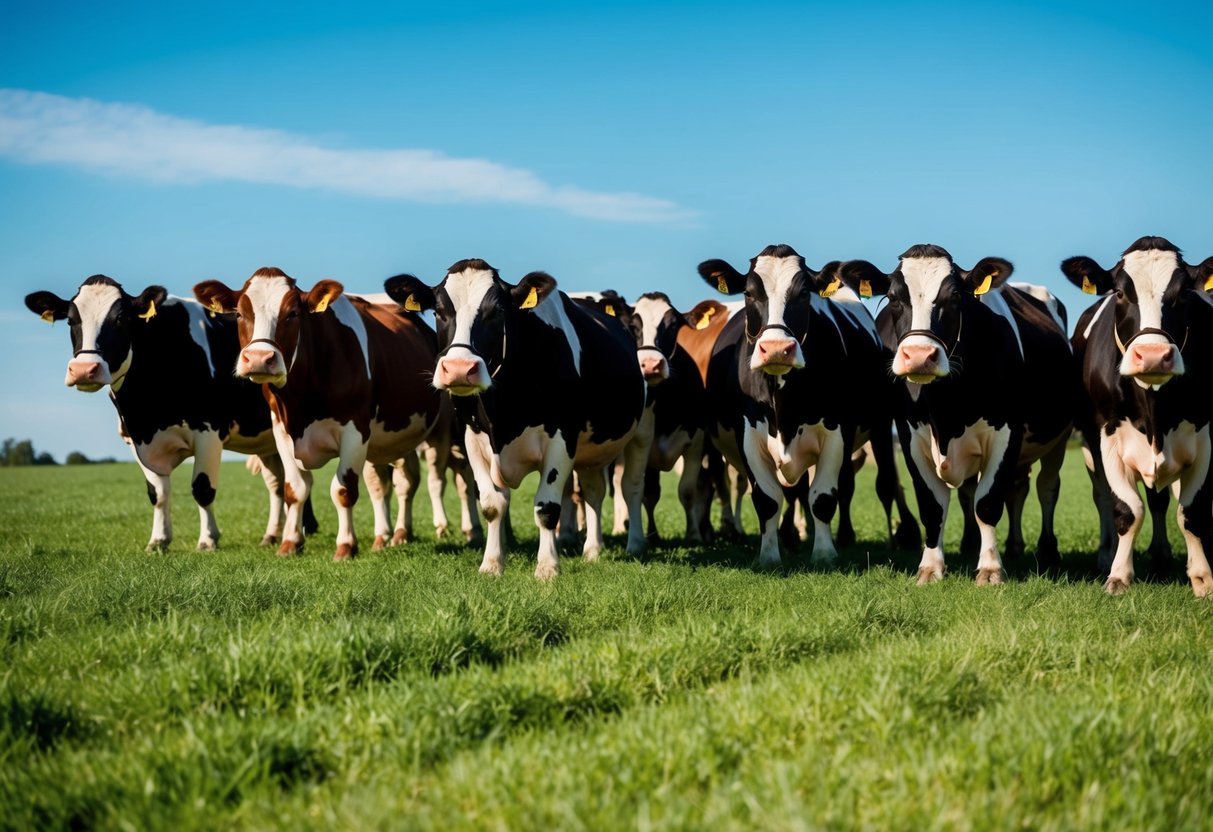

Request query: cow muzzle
[
  {"left": 65, "top": 354, "right": 111, "bottom": 392},
  {"left": 894, "top": 331, "right": 949, "bottom": 383},
  {"left": 1122, "top": 341, "right": 1180, "bottom": 385},
  {"left": 436, "top": 356, "right": 488, "bottom": 395},
  {"left": 239, "top": 340, "right": 288, "bottom": 386},
  {"left": 753, "top": 337, "right": 802, "bottom": 375},
  {"left": 637, "top": 348, "right": 669, "bottom": 385}
]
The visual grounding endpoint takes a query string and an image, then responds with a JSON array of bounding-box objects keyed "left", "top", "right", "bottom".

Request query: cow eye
[{"left": 285, "top": 309, "right": 299, "bottom": 320}]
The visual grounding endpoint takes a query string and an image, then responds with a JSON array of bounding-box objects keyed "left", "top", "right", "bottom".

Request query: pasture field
[{"left": 1, "top": 449, "right": 1211, "bottom": 831}]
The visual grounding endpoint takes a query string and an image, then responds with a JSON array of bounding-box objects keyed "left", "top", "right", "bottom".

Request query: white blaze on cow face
[
  {"left": 893, "top": 256, "right": 953, "bottom": 381},
  {"left": 67, "top": 282, "right": 129, "bottom": 391},
  {"left": 632, "top": 295, "right": 672, "bottom": 384},
  {"left": 749, "top": 255, "right": 806, "bottom": 373},
  {"left": 1119, "top": 248, "right": 1185, "bottom": 383},
  {"left": 239, "top": 274, "right": 293, "bottom": 386},
  {"left": 435, "top": 267, "right": 497, "bottom": 395}
]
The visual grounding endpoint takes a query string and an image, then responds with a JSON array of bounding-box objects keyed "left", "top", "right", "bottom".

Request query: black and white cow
[
  {"left": 1061, "top": 236, "right": 1213, "bottom": 596},
  {"left": 384, "top": 259, "right": 648, "bottom": 578},
  {"left": 25, "top": 275, "right": 314, "bottom": 549},
  {"left": 837, "top": 245, "right": 1074, "bottom": 584},
  {"left": 696, "top": 244, "right": 916, "bottom": 567}
]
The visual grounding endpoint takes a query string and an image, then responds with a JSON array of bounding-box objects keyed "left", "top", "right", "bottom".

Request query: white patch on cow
[
  {"left": 330, "top": 295, "right": 371, "bottom": 378},
  {"left": 1106, "top": 418, "right": 1200, "bottom": 492},
  {"left": 1010, "top": 281, "right": 1067, "bottom": 333},
  {"left": 749, "top": 255, "right": 807, "bottom": 369},
  {"left": 978, "top": 288, "right": 1023, "bottom": 358},
  {"left": 1083, "top": 295, "right": 1114, "bottom": 340},
  {"left": 823, "top": 285, "right": 881, "bottom": 348},
  {"left": 533, "top": 291, "right": 582, "bottom": 375},
  {"left": 1119, "top": 248, "right": 1185, "bottom": 377},
  {"left": 173, "top": 297, "right": 216, "bottom": 377},
  {"left": 72, "top": 282, "right": 122, "bottom": 354},
  {"left": 899, "top": 256, "right": 952, "bottom": 335},
  {"left": 928, "top": 418, "right": 1008, "bottom": 489},
  {"left": 244, "top": 274, "right": 292, "bottom": 346},
  {"left": 439, "top": 268, "right": 497, "bottom": 376},
  {"left": 632, "top": 295, "right": 671, "bottom": 349}
]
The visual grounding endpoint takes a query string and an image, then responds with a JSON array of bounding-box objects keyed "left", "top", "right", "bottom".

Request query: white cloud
[{"left": 0, "top": 88, "right": 696, "bottom": 224}]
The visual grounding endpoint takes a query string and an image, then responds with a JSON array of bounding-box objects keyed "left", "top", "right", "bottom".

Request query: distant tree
[
  {"left": 0, "top": 438, "right": 58, "bottom": 466},
  {"left": 65, "top": 451, "right": 91, "bottom": 465}
]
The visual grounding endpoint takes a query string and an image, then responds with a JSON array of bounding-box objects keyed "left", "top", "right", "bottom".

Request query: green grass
[{"left": 1, "top": 450, "right": 1210, "bottom": 831}]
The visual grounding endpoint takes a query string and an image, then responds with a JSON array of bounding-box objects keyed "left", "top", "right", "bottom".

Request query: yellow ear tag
[
  {"left": 1081, "top": 276, "right": 1097, "bottom": 295},
  {"left": 520, "top": 286, "right": 539, "bottom": 310},
  {"left": 208, "top": 299, "right": 224, "bottom": 314},
  {"left": 404, "top": 294, "right": 422, "bottom": 312},
  {"left": 819, "top": 276, "right": 841, "bottom": 298},
  {"left": 604, "top": 304, "right": 616, "bottom": 317},
  {"left": 40, "top": 310, "right": 55, "bottom": 324},
  {"left": 312, "top": 292, "right": 334, "bottom": 313},
  {"left": 696, "top": 305, "right": 716, "bottom": 330},
  {"left": 974, "top": 274, "right": 993, "bottom": 296},
  {"left": 1204, "top": 274, "right": 1213, "bottom": 292},
  {"left": 138, "top": 300, "right": 157, "bottom": 321},
  {"left": 713, "top": 272, "right": 728, "bottom": 293},
  {"left": 859, "top": 279, "right": 872, "bottom": 299}
]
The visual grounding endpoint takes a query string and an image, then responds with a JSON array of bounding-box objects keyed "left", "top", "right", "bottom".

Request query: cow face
[
  {"left": 384, "top": 259, "right": 556, "bottom": 396},
  {"left": 592, "top": 292, "right": 688, "bottom": 386},
  {"left": 1062, "top": 237, "right": 1213, "bottom": 387},
  {"left": 698, "top": 244, "right": 838, "bottom": 375},
  {"left": 193, "top": 267, "right": 343, "bottom": 387},
  {"left": 836, "top": 245, "right": 1012, "bottom": 383},
  {"left": 25, "top": 276, "right": 165, "bottom": 392}
]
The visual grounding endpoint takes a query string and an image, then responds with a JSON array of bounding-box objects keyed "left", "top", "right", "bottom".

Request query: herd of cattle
[{"left": 23, "top": 236, "right": 1213, "bottom": 596}]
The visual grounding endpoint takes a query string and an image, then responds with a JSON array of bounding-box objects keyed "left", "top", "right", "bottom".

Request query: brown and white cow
[
  {"left": 194, "top": 267, "right": 445, "bottom": 560},
  {"left": 1062, "top": 236, "right": 1213, "bottom": 596}
]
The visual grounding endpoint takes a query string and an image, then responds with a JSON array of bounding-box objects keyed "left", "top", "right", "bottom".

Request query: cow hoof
[
  {"left": 391, "top": 529, "right": 410, "bottom": 546},
  {"left": 1104, "top": 577, "right": 1131, "bottom": 595},
  {"left": 976, "top": 568, "right": 1005, "bottom": 586},
  {"left": 371, "top": 535, "right": 387, "bottom": 552},
  {"left": 583, "top": 546, "right": 601, "bottom": 562},
  {"left": 612, "top": 523, "right": 628, "bottom": 536},
  {"left": 479, "top": 560, "right": 504, "bottom": 576},
  {"left": 810, "top": 548, "right": 837, "bottom": 569},
  {"left": 434, "top": 524, "right": 449, "bottom": 540},
  {"left": 626, "top": 541, "right": 646, "bottom": 558},
  {"left": 464, "top": 528, "right": 482, "bottom": 545},
  {"left": 197, "top": 540, "right": 218, "bottom": 552},
  {"left": 753, "top": 557, "right": 782, "bottom": 572},
  {"left": 916, "top": 567, "right": 943, "bottom": 585},
  {"left": 893, "top": 522, "right": 922, "bottom": 551},
  {"left": 146, "top": 539, "right": 170, "bottom": 553},
  {"left": 1189, "top": 573, "right": 1213, "bottom": 598},
  {"left": 260, "top": 534, "right": 279, "bottom": 547},
  {"left": 534, "top": 562, "right": 559, "bottom": 580},
  {"left": 835, "top": 528, "right": 856, "bottom": 549},
  {"left": 334, "top": 543, "right": 356, "bottom": 561}
]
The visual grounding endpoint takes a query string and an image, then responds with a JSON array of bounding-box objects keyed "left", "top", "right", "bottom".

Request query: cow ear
[
  {"left": 698, "top": 259, "right": 746, "bottom": 295},
  {"left": 962, "top": 258, "right": 1013, "bottom": 296},
  {"left": 1189, "top": 256, "right": 1213, "bottom": 293},
  {"left": 193, "top": 280, "right": 241, "bottom": 315},
  {"left": 836, "top": 260, "right": 891, "bottom": 298},
  {"left": 24, "top": 291, "right": 71, "bottom": 323},
  {"left": 598, "top": 289, "right": 626, "bottom": 318},
  {"left": 306, "top": 280, "right": 344, "bottom": 313},
  {"left": 513, "top": 271, "right": 557, "bottom": 310},
  {"left": 812, "top": 262, "right": 846, "bottom": 298},
  {"left": 685, "top": 299, "right": 726, "bottom": 330},
  {"left": 384, "top": 274, "right": 435, "bottom": 312},
  {"left": 133, "top": 286, "right": 168, "bottom": 321},
  {"left": 1061, "top": 256, "right": 1114, "bottom": 295}
]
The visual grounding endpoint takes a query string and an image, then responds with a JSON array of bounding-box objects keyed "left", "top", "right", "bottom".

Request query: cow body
[
  {"left": 1062, "top": 237, "right": 1213, "bottom": 596},
  {"left": 697, "top": 244, "right": 915, "bottom": 567},
  {"left": 194, "top": 268, "right": 444, "bottom": 560},
  {"left": 384, "top": 260, "right": 647, "bottom": 579},
  {"left": 838, "top": 245, "right": 1073, "bottom": 584},
  {"left": 25, "top": 276, "right": 311, "bottom": 549}
]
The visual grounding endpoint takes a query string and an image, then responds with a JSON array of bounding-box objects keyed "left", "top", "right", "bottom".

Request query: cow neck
[{"left": 1112, "top": 324, "right": 1187, "bottom": 356}]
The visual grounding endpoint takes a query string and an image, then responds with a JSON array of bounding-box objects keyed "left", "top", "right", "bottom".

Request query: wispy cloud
[{"left": 0, "top": 88, "right": 696, "bottom": 224}]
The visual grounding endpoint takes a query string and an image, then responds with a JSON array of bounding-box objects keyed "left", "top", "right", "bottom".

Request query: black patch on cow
[
  {"left": 146, "top": 480, "right": 158, "bottom": 506},
  {"left": 756, "top": 243, "right": 799, "bottom": 259},
  {"left": 547, "top": 468, "right": 559, "bottom": 485},
  {"left": 811, "top": 492, "right": 838, "bottom": 523},
  {"left": 1123, "top": 236, "right": 1181, "bottom": 256},
  {"left": 191, "top": 473, "right": 216, "bottom": 507},
  {"left": 536, "top": 501, "right": 561, "bottom": 530},
  {"left": 1112, "top": 495, "right": 1136, "bottom": 537},
  {"left": 302, "top": 497, "right": 320, "bottom": 535},
  {"left": 900, "top": 243, "right": 952, "bottom": 261}
]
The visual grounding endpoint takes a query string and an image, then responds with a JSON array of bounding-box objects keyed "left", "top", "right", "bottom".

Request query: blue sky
[{"left": 2, "top": 0, "right": 1211, "bottom": 459}]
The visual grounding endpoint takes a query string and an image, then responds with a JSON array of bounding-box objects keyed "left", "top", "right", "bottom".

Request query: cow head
[
  {"left": 697, "top": 244, "right": 840, "bottom": 375},
  {"left": 1062, "top": 236, "right": 1213, "bottom": 387},
  {"left": 193, "top": 267, "right": 343, "bottom": 387},
  {"left": 586, "top": 291, "right": 689, "bottom": 386},
  {"left": 834, "top": 244, "right": 1012, "bottom": 383},
  {"left": 383, "top": 258, "right": 557, "bottom": 396},
  {"left": 25, "top": 276, "right": 166, "bottom": 392}
]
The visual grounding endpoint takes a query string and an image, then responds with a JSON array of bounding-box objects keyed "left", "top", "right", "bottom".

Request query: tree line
[{"left": 0, "top": 438, "right": 117, "bottom": 467}]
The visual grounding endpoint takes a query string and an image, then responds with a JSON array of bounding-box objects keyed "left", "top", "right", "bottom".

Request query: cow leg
[
  {"left": 872, "top": 421, "right": 920, "bottom": 550},
  {"left": 611, "top": 461, "right": 629, "bottom": 535},
  {"left": 643, "top": 466, "right": 661, "bottom": 543},
  {"left": 1145, "top": 486, "right": 1173, "bottom": 578},
  {"left": 835, "top": 446, "right": 858, "bottom": 549},
  {"left": 421, "top": 443, "right": 451, "bottom": 540},
  {"left": 1035, "top": 439, "right": 1066, "bottom": 573},
  {"left": 329, "top": 423, "right": 367, "bottom": 561},
  {"left": 1100, "top": 437, "right": 1145, "bottom": 594},
  {"left": 392, "top": 453, "right": 419, "bottom": 545},
  {"left": 271, "top": 412, "right": 309, "bottom": 556},
  {"left": 620, "top": 424, "right": 651, "bottom": 558},
  {"left": 185, "top": 431, "right": 222, "bottom": 551},
  {"left": 464, "top": 428, "right": 510, "bottom": 575},
  {"left": 971, "top": 433, "right": 1022, "bottom": 586},
  {"left": 1081, "top": 437, "right": 1117, "bottom": 573},
  {"left": 743, "top": 425, "right": 784, "bottom": 568},
  {"left": 807, "top": 429, "right": 846, "bottom": 567},
  {"left": 579, "top": 467, "right": 609, "bottom": 562},
  {"left": 535, "top": 433, "right": 575, "bottom": 579},
  {"left": 452, "top": 459, "right": 482, "bottom": 543},
  {"left": 957, "top": 478, "right": 981, "bottom": 560},
  {"left": 254, "top": 453, "right": 287, "bottom": 546},
  {"left": 1003, "top": 467, "right": 1030, "bottom": 562},
  {"left": 679, "top": 432, "right": 707, "bottom": 543},
  {"left": 363, "top": 462, "right": 393, "bottom": 551},
  {"left": 137, "top": 459, "right": 173, "bottom": 552},
  {"left": 557, "top": 475, "right": 581, "bottom": 551},
  {"left": 1176, "top": 431, "right": 1212, "bottom": 598},
  {"left": 906, "top": 428, "right": 950, "bottom": 584}
]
